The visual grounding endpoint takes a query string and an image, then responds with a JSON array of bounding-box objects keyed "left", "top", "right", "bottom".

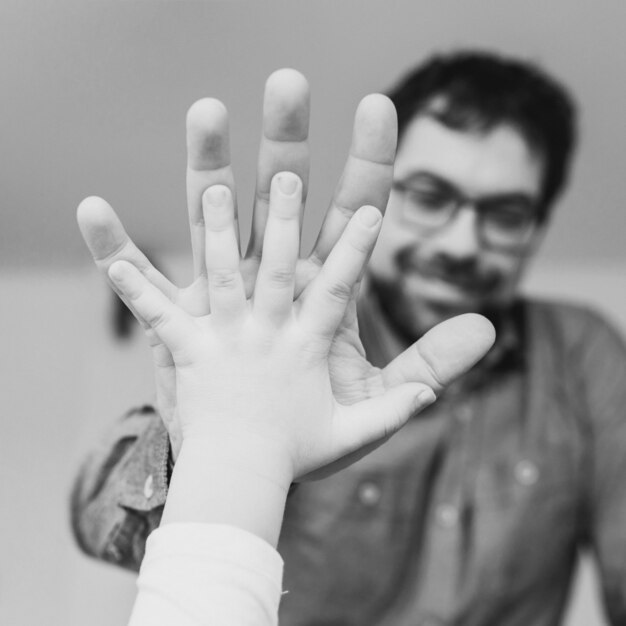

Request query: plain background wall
[{"left": 1, "top": 1, "right": 625, "bottom": 624}]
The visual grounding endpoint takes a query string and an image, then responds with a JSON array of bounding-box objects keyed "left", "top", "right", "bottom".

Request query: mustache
[{"left": 395, "top": 248, "right": 503, "bottom": 295}]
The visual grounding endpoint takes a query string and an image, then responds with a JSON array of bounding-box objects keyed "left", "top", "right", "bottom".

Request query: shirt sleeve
[
  {"left": 128, "top": 523, "right": 283, "bottom": 626},
  {"left": 70, "top": 406, "right": 170, "bottom": 571},
  {"left": 576, "top": 309, "right": 626, "bottom": 624}
]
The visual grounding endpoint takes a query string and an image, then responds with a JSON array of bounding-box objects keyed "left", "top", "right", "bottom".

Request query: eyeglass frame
[{"left": 391, "top": 176, "right": 542, "bottom": 254}]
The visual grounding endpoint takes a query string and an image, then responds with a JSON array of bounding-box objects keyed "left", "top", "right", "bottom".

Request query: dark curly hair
[{"left": 387, "top": 51, "right": 577, "bottom": 221}]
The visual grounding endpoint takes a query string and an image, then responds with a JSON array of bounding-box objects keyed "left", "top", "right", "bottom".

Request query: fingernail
[
  {"left": 358, "top": 205, "right": 382, "bottom": 227},
  {"left": 276, "top": 172, "right": 299, "bottom": 196},
  {"left": 108, "top": 260, "right": 128, "bottom": 284},
  {"left": 204, "top": 185, "right": 228, "bottom": 207},
  {"left": 416, "top": 388, "right": 436, "bottom": 409}
]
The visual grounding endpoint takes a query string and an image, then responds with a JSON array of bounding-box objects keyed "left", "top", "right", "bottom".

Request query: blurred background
[{"left": 1, "top": 1, "right": 625, "bottom": 624}]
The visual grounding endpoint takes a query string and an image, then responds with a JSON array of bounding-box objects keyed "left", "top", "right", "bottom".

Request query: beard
[
  {"left": 395, "top": 247, "right": 504, "bottom": 299},
  {"left": 370, "top": 247, "right": 508, "bottom": 340}
]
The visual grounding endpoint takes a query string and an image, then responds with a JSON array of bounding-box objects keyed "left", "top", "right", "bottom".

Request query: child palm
[{"left": 106, "top": 175, "right": 450, "bottom": 482}]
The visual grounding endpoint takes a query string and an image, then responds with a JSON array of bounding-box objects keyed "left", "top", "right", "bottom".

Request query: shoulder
[
  {"left": 523, "top": 296, "right": 626, "bottom": 367},
  {"left": 524, "top": 297, "right": 623, "bottom": 341}
]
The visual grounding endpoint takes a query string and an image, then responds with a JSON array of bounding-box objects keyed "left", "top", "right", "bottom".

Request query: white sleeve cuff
[{"left": 129, "top": 523, "right": 284, "bottom": 626}]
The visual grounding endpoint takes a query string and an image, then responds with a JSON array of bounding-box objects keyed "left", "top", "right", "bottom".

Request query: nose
[{"left": 429, "top": 205, "right": 480, "bottom": 260}]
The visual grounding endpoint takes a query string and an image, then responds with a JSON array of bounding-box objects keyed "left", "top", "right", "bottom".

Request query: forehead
[{"left": 395, "top": 116, "right": 544, "bottom": 196}]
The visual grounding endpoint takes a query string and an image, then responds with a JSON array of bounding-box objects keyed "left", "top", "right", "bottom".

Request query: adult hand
[{"left": 77, "top": 69, "right": 397, "bottom": 459}]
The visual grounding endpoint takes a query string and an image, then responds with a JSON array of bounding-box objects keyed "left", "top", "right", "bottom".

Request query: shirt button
[
  {"left": 435, "top": 503, "right": 459, "bottom": 529},
  {"left": 143, "top": 474, "right": 155, "bottom": 499},
  {"left": 515, "top": 460, "right": 539, "bottom": 486},
  {"left": 358, "top": 481, "right": 381, "bottom": 506}
]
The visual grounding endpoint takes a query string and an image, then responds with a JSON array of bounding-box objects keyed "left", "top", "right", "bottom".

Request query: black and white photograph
[{"left": 2, "top": 1, "right": 626, "bottom": 624}]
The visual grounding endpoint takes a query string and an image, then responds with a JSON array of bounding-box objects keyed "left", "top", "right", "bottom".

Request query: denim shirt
[{"left": 71, "top": 297, "right": 626, "bottom": 625}]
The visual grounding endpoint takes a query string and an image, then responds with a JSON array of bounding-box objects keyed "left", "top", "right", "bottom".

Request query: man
[{"left": 72, "top": 52, "right": 626, "bottom": 625}]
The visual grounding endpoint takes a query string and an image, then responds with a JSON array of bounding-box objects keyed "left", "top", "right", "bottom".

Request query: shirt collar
[{"left": 357, "top": 282, "right": 526, "bottom": 391}]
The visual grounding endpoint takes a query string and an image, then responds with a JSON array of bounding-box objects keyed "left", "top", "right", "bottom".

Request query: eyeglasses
[{"left": 392, "top": 177, "right": 540, "bottom": 253}]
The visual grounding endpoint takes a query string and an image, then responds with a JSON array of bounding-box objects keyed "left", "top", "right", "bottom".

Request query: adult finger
[
  {"left": 299, "top": 206, "right": 382, "bottom": 340},
  {"left": 253, "top": 172, "right": 302, "bottom": 326},
  {"left": 246, "top": 69, "right": 310, "bottom": 263},
  {"left": 186, "top": 98, "right": 237, "bottom": 278},
  {"left": 382, "top": 314, "right": 496, "bottom": 394},
  {"left": 309, "top": 93, "right": 396, "bottom": 266},
  {"left": 203, "top": 185, "right": 247, "bottom": 325},
  {"left": 77, "top": 196, "right": 178, "bottom": 326},
  {"left": 108, "top": 260, "right": 197, "bottom": 362}
]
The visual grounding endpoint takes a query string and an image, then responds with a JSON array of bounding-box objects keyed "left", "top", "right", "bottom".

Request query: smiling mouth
[
  {"left": 394, "top": 248, "right": 503, "bottom": 304},
  {"left": 403, "top": 269, "right": 499, "bottom": 303}
]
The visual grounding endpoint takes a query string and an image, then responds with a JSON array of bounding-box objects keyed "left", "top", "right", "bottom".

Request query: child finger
[
  {"left": 253, "top": 172, "right": 302, "bottom": 326},
  {"left": 299, "top": 206, "right": 382, "bottom": 340},
  {"left": 203, "top": 185, "right": 247, "bottom": 325},
  {"left": 108, "top": 260, "right": 198, "bottom": 361}
]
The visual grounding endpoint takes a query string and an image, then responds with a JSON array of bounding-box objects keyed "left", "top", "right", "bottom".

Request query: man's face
[{"left": 369, "top": 115, "right": 546, "bottom": 337}]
